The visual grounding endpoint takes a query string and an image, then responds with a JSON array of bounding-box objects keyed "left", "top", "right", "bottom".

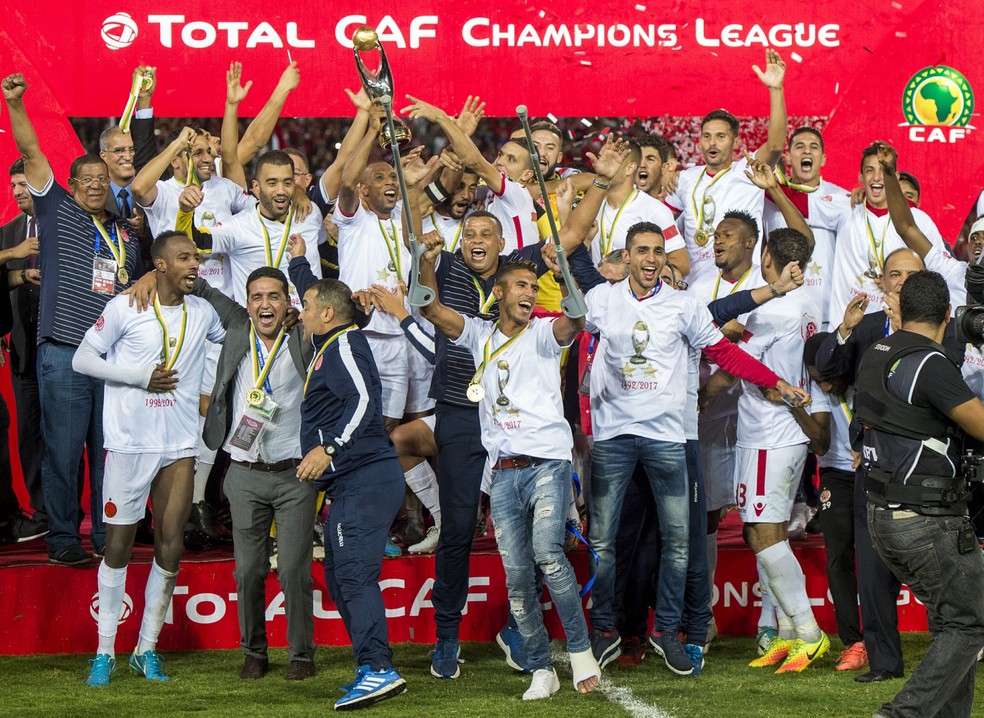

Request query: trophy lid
[{"left": 352, "top": 26, "right": 378, "bottom": 51}]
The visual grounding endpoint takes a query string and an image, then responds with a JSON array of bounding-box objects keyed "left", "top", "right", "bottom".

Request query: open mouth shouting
[{"left": 256, "top": 308, "right": 278, "bottom": 330}]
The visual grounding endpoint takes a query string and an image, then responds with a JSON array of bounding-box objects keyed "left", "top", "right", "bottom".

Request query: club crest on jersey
[
  {"left": 753, "top": 502, "right": 766, "bottom": 517},
  {"left": 802, "top": 314, "right": 817, "bottom": 341},
  {"left": 104, "top": 501, "right": 117, "bottom": 518},
  {"left": 901, "top": 65, "right": 975, "bottom": 144},
  {"left": 95, "top": 315, "right": 105, "bottom": 331}
]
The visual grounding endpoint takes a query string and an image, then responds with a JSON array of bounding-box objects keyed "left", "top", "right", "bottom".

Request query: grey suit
[{"left": 195, "top": 278, "right": 317, "bottom": 664}]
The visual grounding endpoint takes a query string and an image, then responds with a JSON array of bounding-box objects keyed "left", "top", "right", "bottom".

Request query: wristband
[{"left": 424, "top": 178, "right": 449, "bottom": 205}]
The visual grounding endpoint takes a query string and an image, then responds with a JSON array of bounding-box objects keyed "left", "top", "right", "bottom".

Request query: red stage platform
[{"left": 0, "top": 512, "right": 928, "bottom": 655}]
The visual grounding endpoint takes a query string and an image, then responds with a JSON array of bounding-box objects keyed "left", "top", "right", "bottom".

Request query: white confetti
[
  {"left": 580, "top": 118, "right": 593, "bottom": 127},
  {"left": 834, "top": 82, "right": 840, "bottom": 94},
  {"left": 891, "top": 1, "right": 903, "bottom": 7},
  {"left": 635, "top": 4, "right": 647, "bottom": 10},
  {"left": 547, "top": 113, "right": 558, "bottom": 123},
  {"left": 580, "top": 60, "right": 592, "bottom": 66},
  {"left": 895, "top": 31, "right": 907, "bottom": 38},
  {"left": 790, "top": 51, "right": 803, "bottom": 63},
  {"left": 539, "top": 10, "right": 545, "bottom": 18}
]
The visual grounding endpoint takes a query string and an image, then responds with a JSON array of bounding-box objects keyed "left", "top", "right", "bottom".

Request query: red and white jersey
[
  {"left": 761, "top": 178, "right": 851, "bottom": 328},
  {"left": 140, "top": 176, "right": 254, "bottom": 298},
  {"left": 82, "top": 294, "right": 226, "bottom": 453},
  {"left": 826, "top": 203, "right": 945, "bottom": 322},
  {"left": 334, "top": 201, "right": 410, "bottom": 336},
  {"left": 423, "top": 211, "right": 466, "bottom": 253},
  {"left": 736, "top": 290, "right": 825, "bottom": 449},
  {"left": 590, "top": 189, "right": 683, "bottom": 264},
  {"left": 665, "top": 156, "right": 766, "bottom": 287},
  {"left": 485, "top": 173, "right": 538, "bottom": 253},
  {"left": 586, "top": 280, "right": 723, "bottom": 443}
]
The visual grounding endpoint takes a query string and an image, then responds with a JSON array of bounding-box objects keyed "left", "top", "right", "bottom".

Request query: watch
[{"left": 322, "top": 443, "right": 337, "bottom": 458}]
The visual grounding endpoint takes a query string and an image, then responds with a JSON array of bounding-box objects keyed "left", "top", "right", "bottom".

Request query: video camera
[
  {"left": 960, "top": 449, "right": 984, "bottom": 484},
  {"left": 954, "top": 263, "right": 984, "bottom": 346}
]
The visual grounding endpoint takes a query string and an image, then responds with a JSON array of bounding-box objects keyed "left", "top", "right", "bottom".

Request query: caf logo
[
  {"left": 90, "top": 591, "right": 134, "bottom": 623},
  {"left": 902, "top": 66, "right": 975, "bottom": 143},
  {"left": 101, "top": 12, "right": 139, "bottom": 51}
]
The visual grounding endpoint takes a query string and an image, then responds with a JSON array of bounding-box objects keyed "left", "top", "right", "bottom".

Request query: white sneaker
[
  {"left": 787, "top": 502, "right": 809, "bottom": 540},
  {"left": 408, "top": 526, "right": 440, "bottom": 554},
  {"left": 522, "top": 668, "right": 560, "bottom": 701}
]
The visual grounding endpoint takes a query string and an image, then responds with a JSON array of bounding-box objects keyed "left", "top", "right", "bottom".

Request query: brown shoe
[
  {"left": 286, "top": 659, "right": 315, "bottom": 681},
  {"left": 240, "top": 655, "right": 269, "bottom": 679}
]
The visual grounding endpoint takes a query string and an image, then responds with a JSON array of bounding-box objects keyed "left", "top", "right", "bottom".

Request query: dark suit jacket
[
  {"left": 105, "top": 116, "right": 155, "bottom": 270},
  {"left": 197, "top": 278, "right": 312, "bottom": 452},
  {"left": 0, "top": 215, "right": 29, "bottom": 372}
]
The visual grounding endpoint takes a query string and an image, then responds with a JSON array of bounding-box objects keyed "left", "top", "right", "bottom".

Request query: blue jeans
[
  {"left": 589, "top": 435, "right": 689, "bottom": 633},
  {"left": 38, "top": 342, "right": 106, "bottom": 552},
  {"left": 868, "top": 506, "right": 984, "bottom": 718},
  {"left": 681, "top": 438, "right": 713, "bottom": 643},
  {"left": 491, "top": 459, "right": 589, "bottom": 670}
]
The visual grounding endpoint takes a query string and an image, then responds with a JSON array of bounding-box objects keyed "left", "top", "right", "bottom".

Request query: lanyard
[
  {"left": 470, "top": 321, "right": 529, "bottom": 386},
  {"left": 471, "top": 275, "right": 497, "bottom": 314},
  {"left": 303, "top": 325, "right": 357, "bottom": 396},
  {"left": 449, "top": 219, "right": 464, "bottom": 252},
  {"left": 839, "top": 395, "right": 853, "bottom": 423},
  {"left": 711, "top": 266, "right": 752, "bottom": 301},
  {"left": 152, "top": 296, "right": 188, "bottom": 370},
  {"left": 776, "top": 166, "right": 820, "bottom": 194},
  {"left": 690, "top": 165, "right": 732, "bottom": 229},
  {"left": 865, "top": 212, "right": 889, "bottom": 273},
  {"left": 250, "top": 325, "right": 286, "bottom": 395},
  {"left": 258, "top": 205, "right": 294, "bottom": 269},
  {"left": 599, "top": 188, "right": 636, "bottom": 256},
  {"left": 92, "top": 216, "right": 125, "bottom": 269},
  {"left": 380, "top": 219, "right": 402, "bottom": 277}
]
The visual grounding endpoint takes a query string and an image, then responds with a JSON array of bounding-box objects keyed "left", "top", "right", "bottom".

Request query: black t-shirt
[{"left": 862, "top": 348, "right": 974, "bottom": 483}]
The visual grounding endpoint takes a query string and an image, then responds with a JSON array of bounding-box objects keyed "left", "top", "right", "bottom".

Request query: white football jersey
[
  {"left": 590, "top": 189, "right": 684, "bottom": 264},
  {"left": 485, "top": 173, "right": 538, "bottom": 253},
  {"left": 423, "top": 212, "right": 467, "bottom": 253}
]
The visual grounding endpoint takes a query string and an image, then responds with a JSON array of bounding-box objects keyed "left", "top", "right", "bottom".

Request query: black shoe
[
  {"left": 855, "top": 669, "right": 903, "bottom": 683},
  {"left": 189, "top": 500, "right": 221, "bottom": 540},
  {"left": 590, "top": 628, "right": 622, "bottom": 669},
  {"left": 12, "top": 510, "right": 49, "bottom": 542},
  {"left": 240, "top": 655, "right": 269, "bottom": 680},
  {"left": 183, "top": 526, "right": 213, "bottom": 552},
  {"left": 286, "top": 659, "right": 315, "bottom": 680},
  {"left": 49, "top": 544, "right": 93, "bottom": 566}
]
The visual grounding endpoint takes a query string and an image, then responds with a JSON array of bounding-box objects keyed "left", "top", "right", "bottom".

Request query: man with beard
[{"left": 422, "top": 169, "right": 479, "bottom": 252}]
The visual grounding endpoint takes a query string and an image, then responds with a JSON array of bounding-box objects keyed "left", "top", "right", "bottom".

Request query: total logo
[
  {"left": 100, "top": 12, "right": 314, "bottom": 50},
  {"left": 901, "top": 66, "right": 976, "bottom": 143},
  {"left": 89, "top": 591, "right": 134, "bottom": 624}
]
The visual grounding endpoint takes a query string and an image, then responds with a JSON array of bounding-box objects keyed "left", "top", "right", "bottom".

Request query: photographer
[{"left": 855, "top": 270, "right": 984, "bottom": 718}]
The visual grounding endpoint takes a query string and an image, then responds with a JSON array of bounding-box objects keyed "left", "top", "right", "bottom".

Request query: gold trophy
[
  {"left": 863, "top": 248, "right": 882, "bottom": 279},
  {"left": 495, "top": 360, "right": 512, "bottom": 407},
  {"left": 352, "top": 26, "right": 412, "bottom": 147},
  {"left": 630, "top": 321, "right": 650, "bottom": 365}
]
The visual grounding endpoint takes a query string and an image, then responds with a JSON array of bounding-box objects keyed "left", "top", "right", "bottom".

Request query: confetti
[
  {"left": 547, "top": 113, "right": 558, "bottom": 122},
  {"left": 580, "top": 60, "right": 592, "bottom": 66},
  {"left": 635, "top": 4, "right": 647, "bottom": 10},
  {"left": 580, "top": 118, "right": 593, "bottom": 127},
  {"left": 895, "top": 31, "right": 907, "bottom": 38},
  {"left": 891, "top": 1, "right": 903, "bottom": 7},
  {"left": 539, "top": 10, "right": 545, "bottom": 18},
  {"left": 834, "top": 82, "right": 840, "bottom": 94},
  {"left": 790, "top": 52, "right": 803, "bottom": 63}
]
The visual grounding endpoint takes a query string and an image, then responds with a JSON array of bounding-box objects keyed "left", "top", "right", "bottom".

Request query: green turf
[{"left": 0, "top": 634, "right": 973, "bottom": 718}]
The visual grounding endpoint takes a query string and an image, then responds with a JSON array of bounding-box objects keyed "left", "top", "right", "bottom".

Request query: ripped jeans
[{"left": 490, "top": 458, "right": 589, "bottom": 671}]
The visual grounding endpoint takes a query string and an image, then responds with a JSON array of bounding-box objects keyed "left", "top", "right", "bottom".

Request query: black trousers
[
  {"left": 10, "top": 371, "right": 44, "bottom": 516},
  {"left": 818, "top": 467, "right": 863, "bottom": 646}
]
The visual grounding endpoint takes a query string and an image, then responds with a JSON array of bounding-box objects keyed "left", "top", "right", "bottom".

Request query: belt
[
  {"left": 491, "top": 455, "right": 542, "bottom": 470},
  {"left": 233, "top": 458, "right": 300, "bottom": 473}
]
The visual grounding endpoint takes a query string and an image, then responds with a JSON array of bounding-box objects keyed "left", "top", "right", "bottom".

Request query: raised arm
[
  {"left": 318, "top": 88, "right": 373, "bottom": 205},
  {"left": 555, "top": 136, "right": 630, "bottom": 253},
  {"left": 337, "top": 103, "right": 385, "bottom": 217},
  {"left": 875, "top": 141, "right": 932, "bottom": 257},
  {"left": 237, "top": 61, "right": 300, "bottom": 166},
  {"left": 130, "top": 65, "right": 158, "bottom": 175},
  {"left": 132, "top": 126, "right": 197, "bottom": 206},
  {"left": 1, "top": 74, "right": 52, "bottom": 189},
  {"left": 752, "top": 49, "right": 787, "bottom": 167},
  {"left": 745, "top": 153, "right": 814, "bottom": 250},
  {"left": 417, "top": 231, "right": 465, "bottom": 340},
  {"left": 221, "top": 62, "right": 252, "bottom": 190}
]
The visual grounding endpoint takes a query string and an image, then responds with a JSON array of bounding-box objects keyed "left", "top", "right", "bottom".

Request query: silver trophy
[
  {"left": 352, "top": 26, "right": 411, "bottom": 148},
  {"left": 495, "top": 360, "right": 511, "bottom": 407},
  {"left": 863, "top": 248, "right": 882, "bottom": 279},
  {"left": 201, "top": 211, "right": 216, "bottom": 228},
  {"left": 630, "top": 321, "right": 650, "bottom": 365}
]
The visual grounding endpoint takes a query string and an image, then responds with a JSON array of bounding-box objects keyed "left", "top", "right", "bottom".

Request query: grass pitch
[{"left": 0, "top": 634, "right": 973, "bottom": 718}]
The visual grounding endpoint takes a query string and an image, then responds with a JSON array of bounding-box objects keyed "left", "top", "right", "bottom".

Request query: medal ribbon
[
  {"left": 711, "top": 266, "right": 752, "bottom": 301},
  {"left": 470, "top": 321, "right": 530, "bottom": 388},
  {"left": 864, "top": 212, "right": 889, "bottom": 273},
  {"left": 258, "top": 205, "right": 294, "bottom": 269},
  {"left": 250, "top": 325, "right": 286, "bottom": 395},
  {"left": 152, "top": 296, "right": 188, "bottom": 370},
  {"left": 449, "top": 219, "right": 464, "bottom": 252},
  {"left": 599, "top": 188, "right": 637, "bottom": 256},
  {"left": 471, "top": 276, "right": 497, "bottom": 315},
  {"left": 185, "top": 158, "right": 201, "bottom": 187},
  {"left": 690, "top": 165, "right": 733, "bottom": 231},
  {"left": 380, "top": 220, "right": 402, "bottom": 277},
  {"left": 118, "top": 72, "right": 143, "bottom": 135},
  {"left": 303, "top": 325, "right": 357, "bottom": 396},
  {"left": 839, "top": 396, "right": 853, "bottom": 424},
  {"left": 776, "top": 166, "right": 820, "bottom": 194},
  {"left": 92, "top": 216, "right": 126, "bottom": 272}
]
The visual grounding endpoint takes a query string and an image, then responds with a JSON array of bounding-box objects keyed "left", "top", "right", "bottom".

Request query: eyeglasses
[
  {"left": 72, "top": 176, "right": 110, "bottom": 187},
  {"left": 107, "top": 147, "right": 136, "bottom": 156}
]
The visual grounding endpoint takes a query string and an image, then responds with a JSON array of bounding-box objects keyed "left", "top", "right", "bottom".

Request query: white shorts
[
  {"left": 699, "top": 414, "right": 739, "bottom": 512},
  {"left": 405, "top": 343, "right": 436, "bottom": 414},
  {"left": 365, "top": 333, "right": 409, "bottom": 420},
  {"left": 735, "top": 444, "right": 808, "bottom": 524},
  {"left": 420, "top": 414, "right": 436, "bottom": 433},
  {"left": 102, "top": 448, "right": 197, "bottom": 525}
]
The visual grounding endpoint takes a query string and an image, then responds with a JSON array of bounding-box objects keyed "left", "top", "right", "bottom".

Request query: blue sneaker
[
  {"left": 384, "top": 538, "right": 402, "bottom": 559},
  {"left": 684, "top": 643, "right": 705, "bottom": 676},
  {"left": 430, "top": 638, "right": 461, "bottom": 679},
  {"left": 334, "top": 666, "right": 407, "bottom": 711},
  {"left": 129, "top": 650, "right": 171, "bottom": 681},
  {"left": 496, "top": 625, "right": 531, "bottom": 673},
  {"left": 339, "top": 664, "right": 370, "bottom": 693},
  {"left": 85, "top": 654, "right": 116, "bottom": 686}
]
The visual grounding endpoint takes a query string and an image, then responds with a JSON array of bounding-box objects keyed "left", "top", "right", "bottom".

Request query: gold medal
[
  {"left": 117, "top": 268, "right": 129, "bottom": 285},
  {"left": 466, "top": 384, "right": 486, "bottom": 402},
  {"left": 694, "top": 230, "right": 709, "bottom": 247},
  {"left": 247, "top": 389, "right": 266, "bottom": 407}
]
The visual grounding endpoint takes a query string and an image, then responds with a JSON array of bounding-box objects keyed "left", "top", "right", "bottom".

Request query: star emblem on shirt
[
  {"left": 809, "top": 261, "right": 822, "bottom": 276},
  {"left": 642, "top": 363, "right": 659, "bottom": 378},
  {"left": 621, "top": 362, "right": 636, "bottom": 377},
  {"left": 377, "top": 268, "right": 391, "bottom": 281}
]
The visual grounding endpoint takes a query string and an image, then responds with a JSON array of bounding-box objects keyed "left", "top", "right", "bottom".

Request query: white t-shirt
[
  {"left": 205, "top": 205, "right": 324, "bottom": 308},
  {"left": 736, "top": 291, "right": 824, "bottom": 449},
  {"left": 453, "top": 315, "right": 572, "bottom": 465},
  {"left": 334, "top": 202, "right": 410, "bottom": 336},
  {"left": 423, "top": 212, "right": 467, "bottom": 253},
  {"left": 817, "top": 386, "right": 855, "bottom": 472},
  {"left": 923, "top": 244, "right": 969, "bottom": 309},
  {"left": 761, "top": 179, "right": 851, "bottom": 327},
  {"left": 485, "top": 173, "right": 538, "bottom": 253},
  {"left": 590, "top": 189, "right": 683, "bottom": 264},
  {"left": 586, "top": 280, "right": 724, "bottom": 443},
  {"left": 83, "top": 294, "right": 226, "bottom": 452},
  {"left": 826, "top": 204, "right": 945, "bottom": 322},
  {"left": 665, "top": 157, "right": 766, "bottom": 287}
]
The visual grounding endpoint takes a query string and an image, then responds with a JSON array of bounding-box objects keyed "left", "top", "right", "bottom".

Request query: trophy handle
[{"left": 354, "top": 43, "right": 394, "bottom": 100}]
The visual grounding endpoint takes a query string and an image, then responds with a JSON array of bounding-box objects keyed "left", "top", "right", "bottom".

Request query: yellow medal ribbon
[
  {"left": 711, "top": 265, "right": 752, "bottom": 301},
  {"left": 449, "top": 219, "right": 464, "bottom": 252},
  {"left": 379, "top": 220, "right": 402, "bottom": 277},
  {"left": 776, "top": 166, "right": 820, "bottom": 194},
  {"left": 690, "top": 165, "right": 733, "bottom": 231},
  {"left": 599, "top": 188, "right": 637, "bottom": 256},
  {"left": 185, "top": 158, "right": 201, "bottom": 187},
  {"left": 258, "top": 205, "right": 294, "bottom": 269},
  {"left": 470, "top": 321, "right": 529, "bottom": 387},
  {"left": 839, "top": 396, "right": 853, "bottom": 423},
  {"left": 250, "top": 325, "right": 286, "bottom": 393},
  {"left": 118, "top": 72, "right": 143, "bottom": 135},
  {"left": 303, "top": 325, "right": 357, "bottom": 396},
  {"left": 92, "top": 216, "right": 126, "bottom": 274},
  {"left": 471, "top": 276, "right": 497, "bottom": 315},
  {"left": 152, "top": 296, "right": 188, "bottom": 370},
  {"left": 864, "top": 211, "right": 889, "bottom": 274}
]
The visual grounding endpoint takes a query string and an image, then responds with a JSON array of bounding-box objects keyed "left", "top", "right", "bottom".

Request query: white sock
[
  {"left": 136, "top": 560, "right": 178, "bottom": 655},
  {"left": 97, "top": 561, "right": 128, "bottom": 657},
  {"left": 756, "top": 541, "right": 821, "bottom": 642},
  {"left": 775, "top": 605, "right": 795, "bottom": 640},
  {"left": 755, "top": 560, "right": 777, "bottom": 629},
  {"left": 404, "top": 462, "right": 440, "bottom": 528}
]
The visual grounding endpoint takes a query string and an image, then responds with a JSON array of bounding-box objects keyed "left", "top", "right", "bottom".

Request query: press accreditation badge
[
  {"left": 228, "top": 394, "right": 279, "bottom": 459},
  {"left": 92, "top": 257, "right": 117, "bottom": 295}
]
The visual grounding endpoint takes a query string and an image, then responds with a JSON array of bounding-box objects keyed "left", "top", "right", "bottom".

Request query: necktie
[
  {"left": 27, "top": 216, "right": 37, "bottom": 270},
  {"left": 117, "top": 188, "right": 132, "bottom": 219}
]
